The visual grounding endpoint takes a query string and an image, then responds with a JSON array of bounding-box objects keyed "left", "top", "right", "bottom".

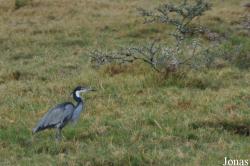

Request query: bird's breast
[{"left": 71, "top": 102, "right": 84, "bottom": 123}]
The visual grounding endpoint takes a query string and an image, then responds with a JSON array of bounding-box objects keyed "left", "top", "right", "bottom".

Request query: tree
[{"left": 90, "top": 0, "right": 211, "bottom": 75}]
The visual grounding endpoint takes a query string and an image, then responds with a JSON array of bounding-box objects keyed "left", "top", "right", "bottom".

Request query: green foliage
[
  {"left": 15, "top": 0, "right": 31, "bottom": 9},
  {"left": 201, "top": 35, "right": 250, "bottom": 69},
  {"left": 229, "top": 36, "right": 250, "bottom": 69}
]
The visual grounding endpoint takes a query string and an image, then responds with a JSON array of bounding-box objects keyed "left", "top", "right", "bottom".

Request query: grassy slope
[{"left": 0, "top": 0, "right": 249, "bottom": 165}]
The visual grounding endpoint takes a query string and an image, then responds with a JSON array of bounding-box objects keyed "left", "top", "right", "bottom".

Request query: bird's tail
[{"left": 32, "top": 127, "right": 39, "bottom": 134}]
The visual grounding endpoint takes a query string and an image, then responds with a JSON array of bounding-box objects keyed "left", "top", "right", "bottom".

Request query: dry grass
[{"left": 0, "top": 0, "right": 249, "bottom": 165}]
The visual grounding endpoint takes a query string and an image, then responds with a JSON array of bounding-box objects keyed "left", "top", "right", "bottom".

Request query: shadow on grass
[{"left": 190, "top": 120, "right": 250, "bottom": 136}]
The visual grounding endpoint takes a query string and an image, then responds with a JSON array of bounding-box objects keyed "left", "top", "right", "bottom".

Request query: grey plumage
[
  {"left": 32, "top": 86, "right": 95, "bottom": 140},
  {"left": 32, "top": 102, "right": 74, "bottom": 133}
]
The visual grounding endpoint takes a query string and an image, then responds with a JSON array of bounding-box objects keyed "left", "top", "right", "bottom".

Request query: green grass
[
  {"left": 14, "top": 0, "right": 32, "bottom": 9},
  {"left": 0, "top": 0, "right": 249, "bottom": 165}
]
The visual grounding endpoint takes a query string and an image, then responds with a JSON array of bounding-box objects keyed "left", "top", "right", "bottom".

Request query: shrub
[
  {"left": 90, "top": 39, "right": 200, "bottom": 75},
  {"left": 200, "top": 36, "right": 250, "bottom": 69},
  {"left": 89, "top": 0, "right": 211, "bottom": 75},
  {"left": 138, "top": 0, "right": 211, "bottom": 36}
]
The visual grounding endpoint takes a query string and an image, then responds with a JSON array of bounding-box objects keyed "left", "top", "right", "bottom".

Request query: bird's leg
[{"left": 55, "top": 128, "right": 62, "bottom": 141}]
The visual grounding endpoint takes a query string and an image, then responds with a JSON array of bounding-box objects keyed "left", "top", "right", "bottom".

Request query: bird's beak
[
  {"left": 87, "top": 87, "right": 96, "bottom": 92},
  {"left": 88, "top": 87, "right": 96, "bottom": 92}
]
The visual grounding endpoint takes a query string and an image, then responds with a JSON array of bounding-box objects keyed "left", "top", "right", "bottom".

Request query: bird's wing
[{"left": 33, "top": 102, "right": 74, "bottom": 133}]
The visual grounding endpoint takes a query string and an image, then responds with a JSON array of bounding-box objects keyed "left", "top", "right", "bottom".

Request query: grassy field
[{"left": 0, "top": 0, "right": 249, "bottom": 165}]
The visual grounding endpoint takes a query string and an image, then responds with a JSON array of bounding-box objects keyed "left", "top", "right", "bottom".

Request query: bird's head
[{"left": 71, "top": 86, "right": 96, "bottom": 99}]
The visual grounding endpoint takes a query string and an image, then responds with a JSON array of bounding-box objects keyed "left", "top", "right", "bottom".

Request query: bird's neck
[
  {"left": 73, "top": 94, "right": 83, "bottom": 103},
  {"left": 71, "top": 98, "right": 84, "bottom": 123}
]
